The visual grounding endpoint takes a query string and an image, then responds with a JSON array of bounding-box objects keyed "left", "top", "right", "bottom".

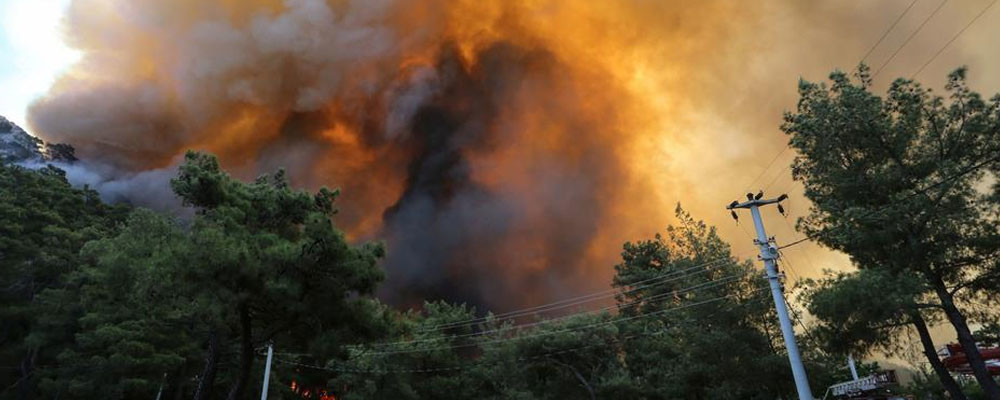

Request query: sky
[
  {"left": 2, "top": 0, "right": 1000, "bottom": 362},
  {"left": 4, "top": 0, "right": 1000, "bottom": 286},
  {"left": 0, "top": 0, "right": 77, "bottom": 127},
  {"left": 0, "top": 0, "right": 1000, "bottom": 276}
]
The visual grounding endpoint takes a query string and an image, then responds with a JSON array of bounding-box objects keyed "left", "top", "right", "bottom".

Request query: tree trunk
[
  {"left": 930, "top": 274, "right": 1000, "bottom": 399},
  {"left": 226, "top": 304, "right": 254, "bottom": 400},
  {"left": 192, "top": 329, "right": 219, "bottom": 400},
  {"left": 550, "top": 358, "right": 596, "bottom": 400},
  {"left": 17, "top": 347, "right": 37, "bottom": 400},
  {"left": 911, "top": 312, "right": 969, "bottom": 400},
  {"left": 168, "top": 364, "right": 186, "bottom": 400}
]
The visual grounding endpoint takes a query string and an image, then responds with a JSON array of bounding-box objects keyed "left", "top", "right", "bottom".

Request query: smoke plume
[{"left": 27, "top": 0, "right": 1000, "bottom": 308}]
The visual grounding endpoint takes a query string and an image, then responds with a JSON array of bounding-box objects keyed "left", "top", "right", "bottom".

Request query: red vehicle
[{"left": 939, "top": 344, "right": 1000, "bottom": 375}]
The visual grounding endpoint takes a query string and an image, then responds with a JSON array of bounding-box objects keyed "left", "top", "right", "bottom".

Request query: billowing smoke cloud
[
  {"left": 27, "top": 0, "right": 1000, "bottom": 309},
  {"left": 29, "top": 0, "right": 658, "bottom": 308},
  {"left": 374, "top": 43, "right": 631, "bottom": 305}
]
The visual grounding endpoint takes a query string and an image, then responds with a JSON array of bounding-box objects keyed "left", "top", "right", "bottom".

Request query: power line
[
  {"left": 777, "top": 154, "right": 1000, "bottom": 251},
  {"left": 368, "top": 279, "right": 758, "bottom": 355},
  {"left": 911, "top": 0, "right": 998, "bottom": 78},
  {"left": 420, "top": 257, "right": 731, "bottom": 332},
  {"left": 779, "top": 237, "right": 811, "bottom": 250},
  {"left": 422, "top": 258, "right": 726, "bottom": 331},
  {"left": 872, "top": 0, "right": 950, "bottom": 77},
  {"left": 269, "top": 291, "right": 770, "bottom": 375},
  {"left": 751, "top": 1, "right": 930, "bottom": 200},
  {"left": 780, "top": 214, "right": 820, "bottom": 273},
  {"left": 745, "top": 0, "right": 928, "bottom": 207},
  {"left": 363, "top": 287, "right": 767, "bottom": 356},
  {"left": 777, "top": 256, "right": 812, "bottom": 338},
  {"left": 861, "top": 0, "right": 921, "bottom": 63},
  {"left": 368, "top": 271, "right": 752, "bottom": 349},
  {"left": 763, "top": 163, "right": 793, "bottom": 193},
  {"left": 385, "top": 275, "right": 747, "bottom": 347},
  {"left": 777, "top": 251, "right": 801, "bottom": 283},
  {"left": 775, "top": 0, "right": 994, "bottom": 251},
  {"left": 736, "top": 220, "right": 757, "bottom": 241},
  {"left": 744, "top": 146, "right": 789, "bottom": 193}
]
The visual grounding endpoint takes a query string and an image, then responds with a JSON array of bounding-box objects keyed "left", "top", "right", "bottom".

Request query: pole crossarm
[{"left": 727, "top": 194, "right": 788, "bottom": 210}]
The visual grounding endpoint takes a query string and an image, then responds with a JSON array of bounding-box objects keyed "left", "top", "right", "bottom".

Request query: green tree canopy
[
  {"left": 0, "top": 163, "right": 126, "bottom": 400},
  {"left": 33, "top": 151, "right": 391, "bottom": 400},
  {"left": 612, "top": 206, "right": 794, "bottom": 399},
  {"left": 329, "top": 206, "right": 845, "bottom": 400},
  {"left": 784, "top": 66, "right": 1000, "bottom": 397}
]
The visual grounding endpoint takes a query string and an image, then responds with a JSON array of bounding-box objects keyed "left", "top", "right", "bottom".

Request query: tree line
[{"left": 1, "top": 67, "right": 998, "bottom": 399}]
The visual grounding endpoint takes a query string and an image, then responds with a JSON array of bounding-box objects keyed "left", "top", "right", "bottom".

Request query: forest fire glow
[
  {"left": 9, "top": 1, "right": 1000, "bottom": 398},
  {"left": 28, "top": 0, "right": 755, "bottom": 308},
  {"left": 290, "top": 380, "right": 335, "bottom": 399}
]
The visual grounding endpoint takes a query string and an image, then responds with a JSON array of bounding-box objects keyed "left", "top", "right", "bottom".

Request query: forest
[{"left": 1, "top": 67, "right": 999, "bottom": 399}]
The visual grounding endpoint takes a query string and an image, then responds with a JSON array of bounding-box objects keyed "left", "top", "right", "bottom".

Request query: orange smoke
[
  {"left": 82, "top": 0, "right": 1000, "bottom": 312},
  {"left": 32, "top": 0, "right": 753, "bottom": 308}
]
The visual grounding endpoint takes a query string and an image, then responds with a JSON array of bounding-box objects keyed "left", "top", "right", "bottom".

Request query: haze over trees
[{"left": 0, "top": 66, "right": 998, "bottom": 399}]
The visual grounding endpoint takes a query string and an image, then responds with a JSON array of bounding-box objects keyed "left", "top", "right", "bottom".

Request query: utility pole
[
  {"left": 259, "top": 343, "right": 274, "bottom": 400},
  {"left": 155, "top": 372, "right": 166, "bottom": 400},
  {"left": 847, "top": 355, "right": 860, "bottom": 381},
  {"left": 728, "top": 192, "right": 814, "bottom": 400}
]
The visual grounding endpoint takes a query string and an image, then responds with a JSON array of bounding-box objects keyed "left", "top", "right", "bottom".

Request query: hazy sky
[
  {"left": 0, "top": 0, "right": 77, "bottom": 127},
  {"left": 4, "top": 0, "right": 999, "bottom": 278},
  {"left": 1, "top": 1, "right": 999, "bottom": 371}
]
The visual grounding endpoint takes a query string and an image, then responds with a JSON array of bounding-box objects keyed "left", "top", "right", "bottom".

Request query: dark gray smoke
[{"left": 364, "top": 43, "right": 620, "bottom": 307}]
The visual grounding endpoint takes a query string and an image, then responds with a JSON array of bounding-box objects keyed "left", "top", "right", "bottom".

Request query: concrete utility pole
[
  {"left": 847, "top": 355, "right": 860, "bottom": 381},
  {"left": 259, "top": 343, "right": 274, "bottom": 400},
  {"left": 155, "top": 372, "right": 166, "bottom": 400},
  {"left": 728, "top": 192, "right": 814, "bottom": 400}
]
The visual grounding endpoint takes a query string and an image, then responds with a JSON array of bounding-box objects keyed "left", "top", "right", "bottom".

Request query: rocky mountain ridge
[{"left": 0, "top": 115, "right": 75, "bottom": 164}]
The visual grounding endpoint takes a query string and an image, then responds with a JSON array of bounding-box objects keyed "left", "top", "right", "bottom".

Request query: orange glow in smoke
[{"left": 29, "top": 0, "right": 768, "bottom": 308}]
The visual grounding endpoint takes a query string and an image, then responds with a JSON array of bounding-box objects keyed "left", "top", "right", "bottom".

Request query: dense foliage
[
  {"left": 0, "top": 164, "right": 127, "bottom": 399},
  {"left": 787, "top": 66, "right": 1000, "bottom": 399},
  {"left": 0, "top": 156, "right": 845, "bottom": 399},
  {"left": 2, "top": 66, "right": 997, "bottom": 399},
  {"left": 1, "top": 153, "right": 392, "bottom": 400},
  {"left": 328, "top": 207, "right": 809, "bottom": 400}
]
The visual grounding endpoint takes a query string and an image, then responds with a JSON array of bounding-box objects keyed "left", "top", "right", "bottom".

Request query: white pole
[
  {"left": 260, "top": 343, "right": 274, "bottom": 400},
  {"left": 748, "top": 204, "right": 814, "bottom": 400},
  {"left": 847, "top": 355, "right": 860, "bottom": 381},
  {"left": 155, "top": 373, "right": 166, "bottom": 400}
]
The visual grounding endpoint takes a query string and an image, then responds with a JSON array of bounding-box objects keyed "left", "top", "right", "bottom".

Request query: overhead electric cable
[
  {"left": 872, "top": 0, "right": 950, "bottom": 77},
  {"left": 365, "top": 287, "right": 767, "bottom": 356},
  {"left": 369, "top": 271, "right": 751, "bottom": 348},
  {"left": 861, "top": 0, "right": 920, "bottom": 62},
  {"left": 763, "top": 163, "right": 793, "bottom": 193},
  {"left": 420, "top": 257, "right": 731, "bottom": 332},
  {"left": 269, "top": 291, "right": 770, "bottom": 374},
  {"left": 777, "top": 154, "right": 1000, "bottom": 250},
  {"left": 743, "top": 0, "right": 937, "bottom": 204},
  {"left": 911, "top": 0, "right": 998, "bottom": 78},
  {"left": 744, "top": 146, "right": 789, "bottom": 193}
]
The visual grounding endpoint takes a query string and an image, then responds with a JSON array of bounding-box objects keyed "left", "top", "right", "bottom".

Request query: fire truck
[
  {"left": 938, "top": 343, "right": 1000, "bottom": 375},
  {"left": 824, "top": 370, "right": 907, "bottom": 400}
]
